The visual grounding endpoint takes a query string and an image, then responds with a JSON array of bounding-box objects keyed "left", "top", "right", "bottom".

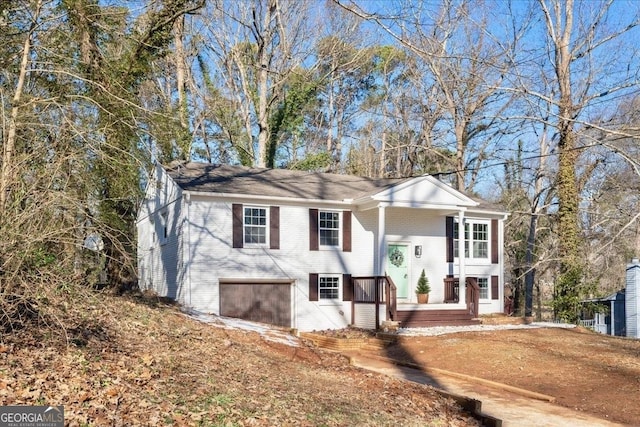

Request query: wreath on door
[{"left": 389, "top": 248, "right": 404, "bottom": 267}]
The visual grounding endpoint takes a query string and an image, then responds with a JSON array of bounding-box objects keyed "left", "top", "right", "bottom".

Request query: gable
[
  {"left": 356, "top": 175, "right": 479, "bottom": 210},
  {"left": 137, "top": 163, "right": 183, "bottom": 223}
]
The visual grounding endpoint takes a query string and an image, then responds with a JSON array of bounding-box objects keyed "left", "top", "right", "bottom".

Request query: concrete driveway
[{"left": 350, "top": 355, "right": 623, "bottom": 427}]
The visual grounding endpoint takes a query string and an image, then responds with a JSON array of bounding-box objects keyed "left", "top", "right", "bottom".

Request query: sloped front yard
[
  {"left": 366, "top": 326, "right": 640, "bottom": 426},
  {"left": 0, "top": 294, "right": 479, "bottom": 426}
]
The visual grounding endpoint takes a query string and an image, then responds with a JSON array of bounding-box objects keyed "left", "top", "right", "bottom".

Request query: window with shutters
[
  {"left": 319, "top": 275, "right": 340, "bottom": 300},
  {"left": 319, "top": 211, "right": 340, "bottom": 247},
  {"left": 244, "top": 206, "right": 268, "bottom": 246},
  {"left": 453, "top": 219, "right": 489, "bottom": 261},
  {"left": 477, "top": 277, "right": 489, "bottom": 299}
]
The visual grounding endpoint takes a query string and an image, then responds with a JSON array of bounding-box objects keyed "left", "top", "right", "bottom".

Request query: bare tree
[
  {"left": 335, "top": 0, "right": 515, "bottom": 191},
  {"left": 198, "top": 0, "right": 314, "bottom": 167},
  {"left": 526, "top": 0, "right": 640, "bottom": 320}
]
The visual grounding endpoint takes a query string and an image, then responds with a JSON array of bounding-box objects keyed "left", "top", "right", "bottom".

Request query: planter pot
[{"left": 417, "top": 293, "right": 429, "bottom": 304}]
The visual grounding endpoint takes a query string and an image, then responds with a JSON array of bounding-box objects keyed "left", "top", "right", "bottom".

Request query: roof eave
[{"left": 184, "top": 190, "right": 353, "bottom": 206}]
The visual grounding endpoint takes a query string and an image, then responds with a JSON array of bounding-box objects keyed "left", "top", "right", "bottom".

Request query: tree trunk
[
  {"left": 256, "top": 0, "right": 277, "bottom": 168},
  {"left": 524, "top": 213, "right": 537, "bottom": 317},
  {"left": 174, "top": 15, "right": 191, "bottom": 161},
  {"left": 0, "top": 0, "right": 41, "bottom": 216}
]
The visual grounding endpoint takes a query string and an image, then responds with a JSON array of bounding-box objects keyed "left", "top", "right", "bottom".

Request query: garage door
[{"left": 219, "top": 281, "right": 292, "bottom": 328}]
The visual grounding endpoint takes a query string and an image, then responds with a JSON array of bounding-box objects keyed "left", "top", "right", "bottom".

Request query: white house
[{"left": 136, "top": 162, "right": 509, "bottom": 332}]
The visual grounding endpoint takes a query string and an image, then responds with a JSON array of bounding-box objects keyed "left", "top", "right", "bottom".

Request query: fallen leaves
[{"left": 0, "top": 294, "right": 479, "bottom": 426}]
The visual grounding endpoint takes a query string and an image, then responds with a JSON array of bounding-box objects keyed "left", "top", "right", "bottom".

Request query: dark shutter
[
  {"left": 491, "top": 276, "right": 499, "bottom": 300},
  {"left": 270, "top": 206, "right": 280, "bottom": 249},
  {"left": 446, "top": 216, "right": 454, "bottom": 262},
  {"left": 342, "top": 274, "right": 353, "bottom": 301},
  {"left": 309, "top": 209, "right": 319, "bottom": 251},
  {"left": 309, "top": 273, "right": 319, "bottom": 301},
  {"left": 491, "top": 219, "right": 498, "bottom": 264},
  {"left": 342, "top": 211, "right": 352, "bottom": 252},
  {"left": 232, "top": 204, "right": 243, "bottom": 248}
]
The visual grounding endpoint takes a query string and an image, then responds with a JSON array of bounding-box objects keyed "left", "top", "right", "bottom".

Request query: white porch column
[
  {"left": 610, "top": 300, "right": 615, "bottom": 336},
  {"left": 458, "top": 210, "right": 466, "bottom": 303},
  {"left": 377, "top": 205, "right": 386, "bottom": 276}
]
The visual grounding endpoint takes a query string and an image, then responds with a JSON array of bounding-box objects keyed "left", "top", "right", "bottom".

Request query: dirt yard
[
  {"left": 360, "top": 326, "right": 640, "bottom": 426},
  {"left": 0, "top": 295, "right": 480, "bottom": 426}
]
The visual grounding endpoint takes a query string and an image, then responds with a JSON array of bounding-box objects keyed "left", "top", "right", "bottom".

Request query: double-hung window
[
  {"left": 244, "top": 206, "right": 267, "bottom": 245},
  {"left": 319, "top": 275, "right": 340, "bottom": 300},
  {"left": 477, "top": 277, "right": 489, "bottom": 299},
  {"left": 471, "top": 222, "right": 489, "bottom": 258},
  {"left": 454, "top": 220, "right": 489, "bottom": 260},
  {"left": 319, "top": 211, "right": 340, "bottom": 247}
]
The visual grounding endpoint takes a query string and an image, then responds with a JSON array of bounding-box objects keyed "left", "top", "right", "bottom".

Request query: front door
[{"left": 387, "top": 244, "right": 409, "bottom": 298}]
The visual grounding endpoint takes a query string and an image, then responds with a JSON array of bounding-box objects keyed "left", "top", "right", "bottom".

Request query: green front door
[{"left": 387, "top": 244, "right": 409, "bottom": 298}]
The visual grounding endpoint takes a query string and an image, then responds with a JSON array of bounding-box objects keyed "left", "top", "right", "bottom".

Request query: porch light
[{"left": 415, "top": 245, "right": 422, "bottom": 258}]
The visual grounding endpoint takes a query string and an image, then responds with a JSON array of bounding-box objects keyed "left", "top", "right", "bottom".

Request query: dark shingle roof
[{"left": 166, "top": 163, "right": 407, "bottom": 201}]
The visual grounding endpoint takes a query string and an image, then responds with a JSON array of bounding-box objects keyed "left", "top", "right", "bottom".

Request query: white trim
[
  {"left": 377, "top": 206, "right": 386, "bottom": 276},
  {"left": 355, "top": 175, "right": 479, "bottom": 207},
  {"left": 454, "top": 218, "right": 492, "bottom": 263},
  {"left": 386, "top": 241, "right": 412, "bottom": 301},
  {"left": 242, "top": 205, "right": 270, "bottom": 248},
  {"left": 318, "top": 274, "right": 342, "bottom": 305},
  {"left": 219, "top": 278, "right": 295, "bottom": 284},
  {"left": 477, "top": 277, "right": 490, "bottom": 301},
  {"left": 185, "top": 190, "right": 353, "bottom": 206},
  {"left": 457, "top": 211, "right": 466, "bottom": 303},
  {"left": 318, "top": 210, "right": 342, "bottom": 250}
]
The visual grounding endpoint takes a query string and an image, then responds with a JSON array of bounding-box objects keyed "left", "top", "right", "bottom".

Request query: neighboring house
[
  {"left": 580, "top": 290, "right": 626, "bottom": 337},
  {"left": 579, "top": 259, "right": 640, "bottom": 339},
  {"left": 136, "top": 162, "right": 509, "bottom": 332}
]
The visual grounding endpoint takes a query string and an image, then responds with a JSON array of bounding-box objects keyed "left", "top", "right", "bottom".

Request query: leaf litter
[{"left": 0, "top": 293, "right": 480, "bottom": 426}]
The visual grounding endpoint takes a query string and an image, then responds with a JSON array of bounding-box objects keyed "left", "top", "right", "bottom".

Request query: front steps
[{"left": 395, "top": 308, "right": 481, "bottom": 328}]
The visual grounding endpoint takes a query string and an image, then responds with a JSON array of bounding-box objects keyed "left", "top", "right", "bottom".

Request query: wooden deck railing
[
  {"left": 351, "top": 276, "right": 397, "bottom": 328},
  {"left": 465, "top": 277, "right": 480, "bottom": 318},
  {"left": 444, "top": 276, "right": 459, "bottom": 303},
  {"left": 385, "top": 276, "right": 397, "bottom": 322},
  {"left": 443, "top": 276, "right": 480, "bottom": 317}
]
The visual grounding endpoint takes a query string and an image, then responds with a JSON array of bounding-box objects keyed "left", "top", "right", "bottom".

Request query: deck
[{"left": 351, "top": 276, "right": 481, "bottom": 329}]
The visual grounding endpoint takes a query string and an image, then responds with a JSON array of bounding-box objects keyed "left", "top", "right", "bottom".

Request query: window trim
[
  {"left": 477, "top": 277, "right": 490, "bottom": 300},
  {"left": 243, "top": 205, "right": 269, "bottom": 247},
  {"left": 318, "top": 274, "right": 341, "bottom": 303},
  {"left": 318, "top": 210, "right": 341, "bottom": 249},
  {"left": 453, "top": 219, "right": 491, "bottom": 262}
]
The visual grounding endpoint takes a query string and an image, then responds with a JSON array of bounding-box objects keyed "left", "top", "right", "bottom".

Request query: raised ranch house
[{"left": 136, "top": 162, "right": 508, "bottom": 332}]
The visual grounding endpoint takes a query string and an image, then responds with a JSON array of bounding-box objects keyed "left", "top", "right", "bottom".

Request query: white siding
[
  {"left": 626, "top": 259, "right": 640, "bottom": 338},
  {"left": 384, "top": 208, "right": 448, "bottom": 303},
  {"left": 136, "top": 165, "right": 186, "bottom": 303},
  {"left": 137, "top": 167, "right": 506, "bottom": 331},
  {"left": 185, "top": 198, "right": 371, "bottom": 331}
]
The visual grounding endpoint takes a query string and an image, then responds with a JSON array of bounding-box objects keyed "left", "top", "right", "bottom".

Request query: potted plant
[{"left": 415, "top": 269, "right": 431, "bottom": 304}]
